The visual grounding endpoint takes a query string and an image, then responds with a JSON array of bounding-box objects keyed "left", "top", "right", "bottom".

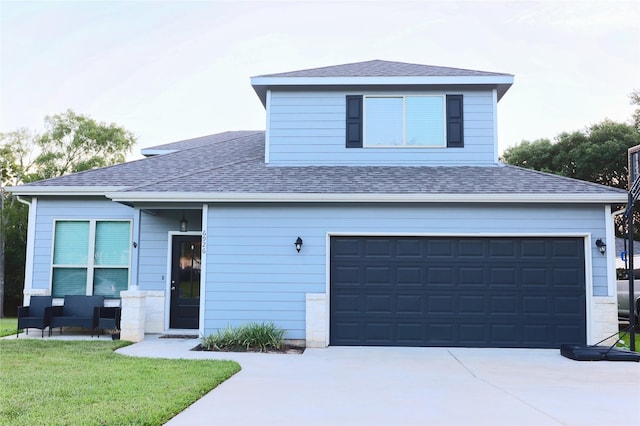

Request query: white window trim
[
  {"left": 50, "top": 219, "right": 132, "bottom": 297},
  {"left": 363, "top": 94, "right": 446, "bottom": 148}
]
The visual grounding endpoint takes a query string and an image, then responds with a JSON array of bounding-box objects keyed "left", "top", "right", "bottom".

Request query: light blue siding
[
  {"left": 137, "top": 209, "right": 202, "bottom": 291},
  {"left": 204, "top": 203, "right": 608, "bottom": 339},
  {"left": 267, "top": 89, "right": 496, "bottom": 166},
  {"left": 30, "top": 197, "right": 134, "bottom": 292}
]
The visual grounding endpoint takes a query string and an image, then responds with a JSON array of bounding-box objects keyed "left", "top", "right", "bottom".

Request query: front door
[{"left": 170, "top": 235, "right": 201, "bottom": 329}]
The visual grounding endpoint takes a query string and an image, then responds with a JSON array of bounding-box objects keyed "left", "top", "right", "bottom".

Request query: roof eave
[
  {"left": 251, "top": 75, "right": 515, "bottom": 105},
  {"left": 6, "top": 186, "right": 126, "bottom": 197},
  {"left": 106, "top": 192, "right": 627, "bottom": 204}
]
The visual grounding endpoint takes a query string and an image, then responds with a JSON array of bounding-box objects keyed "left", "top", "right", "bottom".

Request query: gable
[{"left": 252, "top": 60, "right": 513, "bottom": 167}]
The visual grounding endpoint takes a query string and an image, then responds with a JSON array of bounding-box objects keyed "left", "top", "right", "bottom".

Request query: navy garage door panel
[{"left": 330, "top": 237, "right": 586, "bottom": 348}]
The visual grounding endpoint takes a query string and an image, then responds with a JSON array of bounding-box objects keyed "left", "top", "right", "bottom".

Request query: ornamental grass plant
[{"left": 201, "top": 321, "right": 285, "bottom": 352}]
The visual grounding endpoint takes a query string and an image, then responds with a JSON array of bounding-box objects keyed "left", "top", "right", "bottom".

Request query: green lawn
[
  {"left": 0, "top": 318, "right": 18, "bottom": 338},
  {"left": 617, "top": 329, "right": 640, "bottom": 351},
  {"left": 0, "top": 340, "right": 240, "bottom": 425}
]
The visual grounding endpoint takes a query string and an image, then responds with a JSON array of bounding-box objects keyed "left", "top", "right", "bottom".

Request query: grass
[
  {"left": 0, "top": 318, "right": 18, "bottom": 338},
  {"left": 617, "top": 328, "right": 640, "bottom": 351},
  {"left": 0, "top": 339, "right": 241, "bottom": 426}
]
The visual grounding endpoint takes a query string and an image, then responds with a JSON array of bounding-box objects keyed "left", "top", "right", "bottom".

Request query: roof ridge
[
  {"left": 254, "top": 59, "right": 512, "bottom": 78},
  {"left": 143, "top": 130, "right": 264, "bottom": 152}
]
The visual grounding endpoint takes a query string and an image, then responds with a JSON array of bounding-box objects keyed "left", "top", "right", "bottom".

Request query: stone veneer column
[
  {"left": 143, "top": 291, "right": 166, "bottom": 334},
  {"left": 306, "top": 293, "right": 328, "bottom": 348},
  {"left": 591, "top": 296, "right": 618, "bottom": 345},
  {"left": 120, "top": 290, "right": 146, "bottom": 342}
]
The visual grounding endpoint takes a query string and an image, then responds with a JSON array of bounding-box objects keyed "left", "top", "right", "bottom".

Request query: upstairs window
[
  {"left": 346, "top": 94, "right": 463, "bottom": 149},
  {"left": 365, "top": 96, "right": 445, "bottom": 147},
  {"left": 52, "top": 220, "right": 131, "bottom": 298}
]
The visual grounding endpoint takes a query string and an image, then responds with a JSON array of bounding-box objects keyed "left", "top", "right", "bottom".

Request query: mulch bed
[{"left": 192, "top": 344, "right": 305, "bottom": 354}]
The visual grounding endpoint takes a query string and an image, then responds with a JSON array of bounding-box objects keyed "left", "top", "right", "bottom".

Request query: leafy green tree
[
  {"left": 34, "top": 110, "right": 136, "bottom": 180},
  {"left": 1, "top": 112, "right": 136, "bottom": 317},
  {"left": 630, "top": 89, "right": 640, "bottom": 132},
  {"left": 502, "top": 120, "right": 640, "bottom": 190},
  {"left": 501, "top": 120, "right": 640, "bottom": 238},
  {"left": 1, "top": 130, "right": 37, "bottom": 317}
]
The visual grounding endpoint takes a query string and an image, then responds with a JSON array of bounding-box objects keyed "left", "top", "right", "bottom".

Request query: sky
[{"left": 1, "top": 0, "right": 639, "bottom": 160}]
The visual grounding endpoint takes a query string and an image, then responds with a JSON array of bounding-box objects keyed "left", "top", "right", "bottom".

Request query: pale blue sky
[{"left": 1, "top": 0, "right": 639, "bottom": 159}]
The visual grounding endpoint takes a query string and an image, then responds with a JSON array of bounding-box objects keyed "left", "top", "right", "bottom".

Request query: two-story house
[{"left": 10, "top": 60, "right": 626, "bottom": 348}]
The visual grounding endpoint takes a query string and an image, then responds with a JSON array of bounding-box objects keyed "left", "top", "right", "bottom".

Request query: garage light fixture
[
  {"left": 595, "top": 238, "right": 606, "bottom": 255},
  {"left": 295, "top": 237, "right": 303, "bottom": 253}
]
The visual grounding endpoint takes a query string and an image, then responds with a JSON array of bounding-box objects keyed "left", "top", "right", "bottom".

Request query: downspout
[{"left": 16, "top": 196, "right": 35, "bottom": 305}]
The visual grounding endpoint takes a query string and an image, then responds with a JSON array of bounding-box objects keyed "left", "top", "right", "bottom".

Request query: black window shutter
[
  {"left": 446, "top": 95, "right": 464, "bottom": 148},
  {"left": 345, "top": 95, "right": 363, "bottom": 148}
]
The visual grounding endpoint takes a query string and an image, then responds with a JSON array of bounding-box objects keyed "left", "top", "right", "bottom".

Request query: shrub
[{"left": 202, "top": 322, "right": 285, "bottom": 352}]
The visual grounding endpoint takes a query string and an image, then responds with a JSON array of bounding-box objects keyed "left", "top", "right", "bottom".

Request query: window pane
[
  {"left": 95, "top": 221, "right": 130, "bottom": 266},
  {"left": 93, "top": 268, "right": 128, "bottom": 298},
  {"left": 406, "top": 96, "right": 445, "bottom": 146},
  {"left": 53, "top": 221, "right": 89, "bottom": 265},
  {"left": 52, "top": 268, "right": 87, "bottom": 297},
  {"left": 365, "top": 97, "right": 403, "bottom": 146}
]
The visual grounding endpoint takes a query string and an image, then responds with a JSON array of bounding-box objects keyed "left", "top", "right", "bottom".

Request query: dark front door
[
  {"left": 330, "top": 236, "right": 587, "bottom": 348},
  {"left": 170, "top": 235, "right": 201, "bottom": 329}
]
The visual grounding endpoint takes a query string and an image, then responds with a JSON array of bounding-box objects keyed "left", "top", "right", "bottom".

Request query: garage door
[{"left": 330, "top": 237, "right": 586, "bottom": 348}]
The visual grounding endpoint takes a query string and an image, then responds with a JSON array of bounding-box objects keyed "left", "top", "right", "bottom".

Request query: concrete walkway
[{"left": 115, "top": 335, "right": 640, "bottom": 426}]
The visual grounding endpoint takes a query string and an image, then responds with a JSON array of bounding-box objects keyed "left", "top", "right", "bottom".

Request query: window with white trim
[
  {"left": 364, "top": 96, "right": 445, "bottom": 147},
  {"left": 52, "top": 220, "right": 131, "bottom": 298}
]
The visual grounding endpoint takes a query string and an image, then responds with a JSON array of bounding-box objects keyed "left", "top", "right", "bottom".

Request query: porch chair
[
  {"left": 97, "top": 306, "right": 121, "bottom": 337},
  {"left": 48, "top": 295, "right": 105, "bottom": 336},
  {"left": 17, "top": 296, "right": 53, "bottom": 338}
]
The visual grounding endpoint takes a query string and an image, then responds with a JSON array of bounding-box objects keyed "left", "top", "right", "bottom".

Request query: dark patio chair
[
  {"left": 97, "top": 306, "right": 121, "bottom": 338},
  {"left": 17, "top": 296, "right": 53, "bottom": 338},
  {"left": 48, "top": 295, "right": 105, "bottom": 336}
]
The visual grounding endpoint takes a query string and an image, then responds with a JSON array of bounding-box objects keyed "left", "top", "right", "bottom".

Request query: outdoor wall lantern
[
  {"left": 295, "top": 237, "right": 303, "bottom": 253},
  {"left": 179, "top": 210, "right": 188, "bottom": 232},
  {"left": 595, "top": 238, "right": 606, "bottom": 255}
]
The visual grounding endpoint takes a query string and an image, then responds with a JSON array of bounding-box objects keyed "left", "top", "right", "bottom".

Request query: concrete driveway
[{"left": 117, "top": 336, "right": 640, "bottom": 426}]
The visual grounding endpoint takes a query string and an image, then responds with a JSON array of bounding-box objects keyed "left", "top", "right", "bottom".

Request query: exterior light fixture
[
  {"left": 595, "top": 238, "right": 606, "bottom": 255},
  {"left": 180, "top": 210, "right": 188, "bottom": 232},
  {"left": 295, "top": 237, "right": 303, "bottom": 253}
]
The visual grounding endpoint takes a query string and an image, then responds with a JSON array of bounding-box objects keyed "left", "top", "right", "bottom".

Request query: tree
[
  {"left": 501, "top": 120, "right": 640, "bottom": 237},
  {"left": 1, "top": 112, "right": 136, "bottom": 317},
  {"left": 1, "top": 130, "right": 37, "bottom": 318},
  {"left": 34, "top": 110, "right": 136, "bottom": 180},
  {"left": 502, "top": 120, "right": 640, "bottom": 190},
  {"left": 630, "top": 89, "right": 640, "bottom": 132}
]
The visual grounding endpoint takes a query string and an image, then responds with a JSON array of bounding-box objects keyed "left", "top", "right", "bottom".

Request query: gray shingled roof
[
  {"left": 17, "top": 132, "right": 264, "bottom": 188},
  {"left": 250, "top": 60, "right": 514, "bottom": 105},
  {"left": 13, "top": 131, "right": 626, "bottom": 200},
  {"left": 254, "top": 60, "right": 511, "bottom": 78},
  {"left": 142, "top": 130, "right": 262, "bottom": 153}
]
